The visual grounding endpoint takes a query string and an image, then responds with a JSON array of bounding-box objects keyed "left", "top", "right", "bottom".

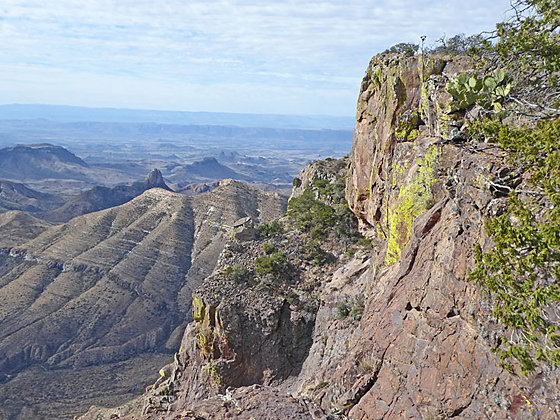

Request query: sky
[{"left": 0, "top": 0, "right": 513, "bottom": 116}]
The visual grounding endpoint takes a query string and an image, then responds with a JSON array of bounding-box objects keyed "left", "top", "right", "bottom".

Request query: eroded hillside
[{"left": 0, "top": 181, "right": 287, "bottom": 420}]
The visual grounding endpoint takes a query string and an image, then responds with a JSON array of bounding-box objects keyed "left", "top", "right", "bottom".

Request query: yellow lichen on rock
[{"left": 385, "top": 144, "right": 440, "bottom": 264}]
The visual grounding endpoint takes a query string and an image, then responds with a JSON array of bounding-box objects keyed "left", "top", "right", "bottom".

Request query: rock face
[
  {"left": 334, "top": 53, "right": 558, "bottom": 419},
  {"left": 0, "top": 182, "right": 287, "bottom": 420},
  {"left": 78, "top": 54, "right": 558, "bottom": 420}
]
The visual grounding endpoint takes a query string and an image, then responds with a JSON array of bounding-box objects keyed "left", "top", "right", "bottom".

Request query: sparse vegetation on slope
[
  {"left": 469, "top": 118, "right": 560, "bottom": 374},
  {"left": 287, "top": 164, "right": 363, "bottom": 248},
  {"left": 442, "top": 0, "right": 560, "bottom": 374},
  {"left": 257, "top": 220, "right": 284, "bottom": 238}
]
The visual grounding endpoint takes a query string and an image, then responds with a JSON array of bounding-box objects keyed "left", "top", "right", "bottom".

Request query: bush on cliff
[
  {"left": 383, "top": 42, "right": 419, "bottom": 56},
  {"left": 466, "top": 0, "right": 559, "bottom": 374},
  {"left": 287, "top": 174, "right": 362, "bottom": 247},
  {"left": 481, "top": 0, "right": 559, "bottom": 115},
  {"left": 429, "top": 33, "right": 487, "bottom": 55},
  {"left": 469, "top": 118, "right": 560, "bottom": 374},
  {"left": 255, "top": 252, "right": 291, "bottom": 278},
  {"left": 257, "top": 221, "right": 284, "bottom": 238}
]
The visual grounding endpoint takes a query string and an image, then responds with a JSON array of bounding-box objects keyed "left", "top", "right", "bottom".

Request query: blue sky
[{"left": 0, "top": 0, "right": 512, "bottom": 116}]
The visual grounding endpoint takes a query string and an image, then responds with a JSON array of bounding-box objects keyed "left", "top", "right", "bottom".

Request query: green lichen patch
[
  {"left": 202, "top": 362, "right": 222, "bottom": 386},
  {"left": 192, "top": 296, "right": 205, "bottom": 321},
  {"left": 436, "top": 103, "right": 451, "bottom": 139},
  {"left": 385, "top": 145, "right": 440, "bottom": 264},
  {"left": 395, "top": 111, "right": 422, "bottom": 142},
  {"left": 192, "top": 295, "right": 227, "bottom": 362},
  {"left": 419, "top": 80, "right": 431, "bottom": 123},
  {"left": 369, "top": 65, "right": 382, "bottom": 89}
]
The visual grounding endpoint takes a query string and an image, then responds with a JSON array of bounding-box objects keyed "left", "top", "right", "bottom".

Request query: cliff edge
[{"left": 79, "top": 54, "right": 559, "bottom": 420}]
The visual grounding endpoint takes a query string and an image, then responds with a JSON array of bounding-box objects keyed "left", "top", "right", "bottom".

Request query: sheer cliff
[{"left": 77, "top": 53, "right": 558, "bottom": 420}]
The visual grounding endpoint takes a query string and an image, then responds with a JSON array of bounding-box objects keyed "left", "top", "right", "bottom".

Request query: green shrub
[
  {"left": 464, "top": 0, "right": 559, "bottom": 372},
  {"left": 335, "top": 301, "right": 351, "bottom": 320},
  {"left": 262, "top": 243, "right": 276, "bottom": 255},
  {"left": 356, "top": 237, "right": 373, "bottom": 249},
  {"left": 350, "top": 298, "right": 365, "bottom": 321},
  {"left": 468, "top": 118, "right": 560, "bottom": 374},
  {"left": 383, "top": 42, "right": 419, "bottom": 56},
  {"left": 257, "top": 221, "right": 284, "bottom": 238},
  {"left": 335, "top": 298, "right": 365, "bottom": 321},
  {"left": 288, "top": 188, "right": 361, "bottom": 243},
  {"left": 288, "top": 190, "right": 337, "bottom": 238},
  {"left": 428, "top": 33, "right": 486, "bottom": 56},
  {"left": 312, "top": 177, "right": 346, "bottom": 204},
  {"left": 255, "top": 252, "right": 291, "bottom": 278},
  {"left": 223, "top": 265, "right": 250, "bottom": 282},
  {"left": 303, "top": 240, "right": 334, "bottom": 266}
]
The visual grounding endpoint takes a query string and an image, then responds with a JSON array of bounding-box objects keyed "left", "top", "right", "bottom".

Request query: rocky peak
[{"left": 145, "top": 168, "right": 166, "bottom": 187}]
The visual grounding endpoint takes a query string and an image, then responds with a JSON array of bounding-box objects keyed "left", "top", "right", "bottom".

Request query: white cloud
[{"left": 0, "top": 0, "right": 513, "bottom": 115}]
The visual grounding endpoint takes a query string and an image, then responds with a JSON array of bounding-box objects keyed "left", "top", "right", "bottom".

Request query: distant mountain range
[
  {"left": 0, "top": 144, "right": 179, "bottom": 222},
  {"left": 0, "top": 143, "right": 143, "bottom": 192},
  {"left": 41, "top": 168, "right": 172, "bottom": 223},
  {"left": 0, "top": 143, "right": 298, "bottom": 222},
  {"left": 0, "top": 119, "right": 352, "bottom": 151},
  {"left": 0, "top": 104, "right": 354, "bottom": 130},
  {"left": 166, "top": 157, "right": 250, "bottom": 184},
  {"left": 0, "top": 144, "right": 89, "bottom": 181}
]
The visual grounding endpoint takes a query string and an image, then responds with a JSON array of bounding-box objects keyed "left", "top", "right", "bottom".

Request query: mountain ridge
[
  {"left": 0, "top": 181, "right": 288, "bottom": 420},
  {"left": 0, "top": 144, "right": 89, "bottom": 181},
  {"left": 41, "top": 168, "right": 172, "bottom": 223},
  {"left": 0, "top": 104, "right": 355, "bottom": 130}
]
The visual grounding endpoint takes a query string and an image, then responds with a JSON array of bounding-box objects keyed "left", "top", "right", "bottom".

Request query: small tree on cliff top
[
  {"left": 484, "top": 0, "right": 559, "bottom": 117},
  {"left": 383, "top": 42, "right": 419, "bottom": 56}
]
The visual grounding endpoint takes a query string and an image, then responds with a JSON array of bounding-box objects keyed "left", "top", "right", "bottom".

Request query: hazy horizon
[
  {"left": 0, "top": 103, "right": 356, "bottom": 130},
  {"left": 0, "top": 102, "right": 357, "bottom": 119},
  {"left": 1, "top": 0, "right": 513, "bottom": 116}
]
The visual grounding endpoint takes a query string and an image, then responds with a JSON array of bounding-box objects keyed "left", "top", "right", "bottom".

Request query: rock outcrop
[
  {"left": 337, "top": 53, "right": 558, "bottom": 419},
  {"left": 77, "top": 53, "right": 558, "bottom": 420}
]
